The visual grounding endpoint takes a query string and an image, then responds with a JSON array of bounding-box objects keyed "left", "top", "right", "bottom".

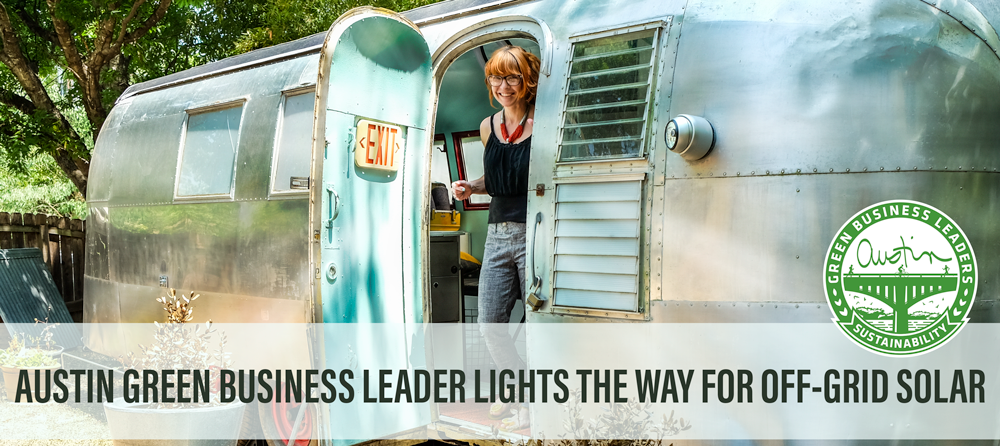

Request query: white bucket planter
[{"left": 103, "top": 400, "right": 246, "bottom": 445}]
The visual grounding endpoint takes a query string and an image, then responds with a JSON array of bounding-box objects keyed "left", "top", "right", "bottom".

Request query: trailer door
[{"left": 310, "top": 7, "right": 433, "bottom": 442}]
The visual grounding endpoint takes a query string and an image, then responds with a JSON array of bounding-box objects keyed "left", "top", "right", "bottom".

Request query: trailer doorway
[{"left": 427, "top": 36, "right": 541, "bottom": 436}]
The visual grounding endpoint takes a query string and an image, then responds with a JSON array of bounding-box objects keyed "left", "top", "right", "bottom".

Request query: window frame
[
  {"left": 173, "top": 98, "right": 248, "bottom": 202},
  {"left": 548, "top": 176, "right": 645, "bottom": 315},
  {"left": 452, "top": 130, "right": 491, "bottom": 211},
  {"left": 430, "top": 133, "right": 451, "bottom": 185},
  {"left": 269, "top": 85, "right": 317, "bottom": 198},
  {"left": 429, "top": 133, "right": 454, "bottom": 211},
  {"left": 555, "top": 21, "right": 667, "bottom": 164}
]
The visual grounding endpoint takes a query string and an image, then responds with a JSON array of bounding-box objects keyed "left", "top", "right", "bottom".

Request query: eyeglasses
[{"left": 487, "top": 75, "right": 522, "bottom": 87}]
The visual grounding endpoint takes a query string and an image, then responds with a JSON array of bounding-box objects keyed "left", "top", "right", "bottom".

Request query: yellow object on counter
[{"left": 430, "top": 210, "right": 461, "bottom": 231}]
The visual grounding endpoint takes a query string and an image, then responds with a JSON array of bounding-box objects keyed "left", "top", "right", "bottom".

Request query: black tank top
[{"left": 483, "top": 116, "right": 530, "bottom": 224}]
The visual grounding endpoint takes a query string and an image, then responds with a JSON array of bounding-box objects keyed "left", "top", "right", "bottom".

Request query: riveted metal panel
[
  {"left": 666, "top": 0, "right": 1000, "bottom": 181},
  {"left": 234, "top": 94, "right": 285, "bottom": 200},
  {"left": 93, "top": 54, "right": 317, "bottom": 207},
  {"left": 312, "top": 9, "right": 435, "bottom": 439},
  {"left": 106, "top": 200, "right": 309, "bottom": 306},
  {"left": 83, "top": 276, "right": 119, "bottom": 325},
  {"left": 658, "top": 172, "right": 1000, "bottom": 305},
  {"left": 649, "top": 184, "right": 665, "bottom": 301},
  {"left": 649, "top": 299, "right": 1000, "bottom": 324},
  {"left": 85, "top": 205, "right": 111, "bottom": 282},
  {"left": 323, "top": 20, "right": 432, "bottom": 130},
  {"left": 82, "top": 277, "right": 124, "bottom": 354}
]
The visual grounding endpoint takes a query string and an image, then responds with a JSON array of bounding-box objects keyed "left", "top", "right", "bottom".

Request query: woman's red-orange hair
[{"left": 484, "top": 46, "right": 541, "bottom": 107}]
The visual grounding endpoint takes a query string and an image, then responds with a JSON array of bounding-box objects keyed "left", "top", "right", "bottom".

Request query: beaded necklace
[{"left": 500, "top": 109, "right": 529, "bottom": 143}]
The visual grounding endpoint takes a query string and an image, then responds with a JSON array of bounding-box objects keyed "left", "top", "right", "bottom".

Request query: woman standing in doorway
[{"left": 452, "top": 45, "right": 539, "bottom": 428}]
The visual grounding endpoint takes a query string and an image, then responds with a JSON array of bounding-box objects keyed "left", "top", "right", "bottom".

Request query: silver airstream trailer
[{"left": 84, "top": 0, "right": 1000, "bottom": 441}]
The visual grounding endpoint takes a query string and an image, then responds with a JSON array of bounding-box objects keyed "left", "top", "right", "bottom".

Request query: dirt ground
[{"left": 0, "top": 398, "right": 112, "bottom": 445}]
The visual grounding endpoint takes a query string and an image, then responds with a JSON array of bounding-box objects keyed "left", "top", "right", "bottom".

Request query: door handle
[
  {"left": 527, "top": 212, "right": 546, "bottom": 311},
  {"left": 325, "top": 186, "right": 340, "bottom": 228}
]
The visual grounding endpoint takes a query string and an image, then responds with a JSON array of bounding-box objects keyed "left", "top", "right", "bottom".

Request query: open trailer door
[{"left": 308, "top": 7, "right": 434, "bottom": 443}]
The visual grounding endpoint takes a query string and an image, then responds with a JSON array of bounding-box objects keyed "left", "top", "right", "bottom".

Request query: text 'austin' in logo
[{"left": 824, "top": 200, "right": 977, "bottom": 356}]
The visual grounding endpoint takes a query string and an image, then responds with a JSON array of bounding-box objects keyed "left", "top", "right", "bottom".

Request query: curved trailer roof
[
  {"left": 120, "top": 0, "right": 1000, "bottom": 101},
  {"left": 119, "top": 0, "right": 527, "bottom": 101}
]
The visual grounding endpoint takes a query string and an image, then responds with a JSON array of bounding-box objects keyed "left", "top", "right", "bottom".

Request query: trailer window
[
  {"left": 558, "top": 29, "right": 658, "bottom": 162},
  {"left": 177, "top": 104, "right": 244, "bottom": 197},
  {"left": 272, "top": 90, "right": 316, "bottom": 193},
  {"left": 430, "top": 135, "right": 451, "bottom": 186},
  {"left": 453, "top": 131, "right": 490, "bottom": 210}
]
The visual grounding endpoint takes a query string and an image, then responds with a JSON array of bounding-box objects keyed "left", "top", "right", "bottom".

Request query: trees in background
[
  {"left": 234, "top": 0, "right": 439, "bottom": 53},
  {"left": 1, "top": 0, "right": 438, "bottom": 218},
  {"left": 1, "top": 0, "right": 265, "bottom": 216},
  {"left": 0, "top": 151, "right": 85, "bottom": 216}
]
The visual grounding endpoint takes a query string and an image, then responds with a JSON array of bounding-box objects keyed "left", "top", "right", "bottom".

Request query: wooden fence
[{"left": 0, "top": 212, "right": 85, "bottom": 322}]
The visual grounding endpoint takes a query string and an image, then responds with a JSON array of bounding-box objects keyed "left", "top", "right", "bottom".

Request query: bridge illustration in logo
[
  {"left": 826, "top": 201, "right": 976, "bottom": 355},
  {"left": 842, "top": 273, "right": 958, "bottom": 334}
]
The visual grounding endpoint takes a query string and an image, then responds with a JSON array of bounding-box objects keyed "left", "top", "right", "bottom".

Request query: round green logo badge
[{"left": 825, "top": 200, "right": 977, "bottom": 356}]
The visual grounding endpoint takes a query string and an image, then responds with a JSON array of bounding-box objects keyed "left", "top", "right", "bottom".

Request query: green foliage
[
  {"left": 125, "top": 0, "right": 268, "bottom": 81},
  {"left": 234, "top": 0, "right": 440, "bottom": 52},
  {"left": 0, "top": 334, "right": 60, "bottom": 368},
  {"left": 0, "top": 150, "right": 86, "bottom": 218},
  {"left": 0, "top": 0, "right": 269, "bottom": 200},
  {"left": 0, "top": 348, "right": 59, "bottom": 368},
  {"left": 2, "top": 0, "right": 442, "bottom": 203}
]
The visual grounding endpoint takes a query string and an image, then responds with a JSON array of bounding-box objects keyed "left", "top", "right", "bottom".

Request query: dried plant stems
[{"left": 120, "top": 288, "right": 233, "bottom": 408}]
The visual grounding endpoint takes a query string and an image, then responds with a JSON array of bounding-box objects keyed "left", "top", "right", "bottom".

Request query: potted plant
[
  {"left": 103, "top": 289, "right": 245, "bottom": 445},
  {"left": 0, "top": 333, "right": 61, "bottom": 403},
  {"left": 28, "top": 319, "right": 65, "bottom": 359}
]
